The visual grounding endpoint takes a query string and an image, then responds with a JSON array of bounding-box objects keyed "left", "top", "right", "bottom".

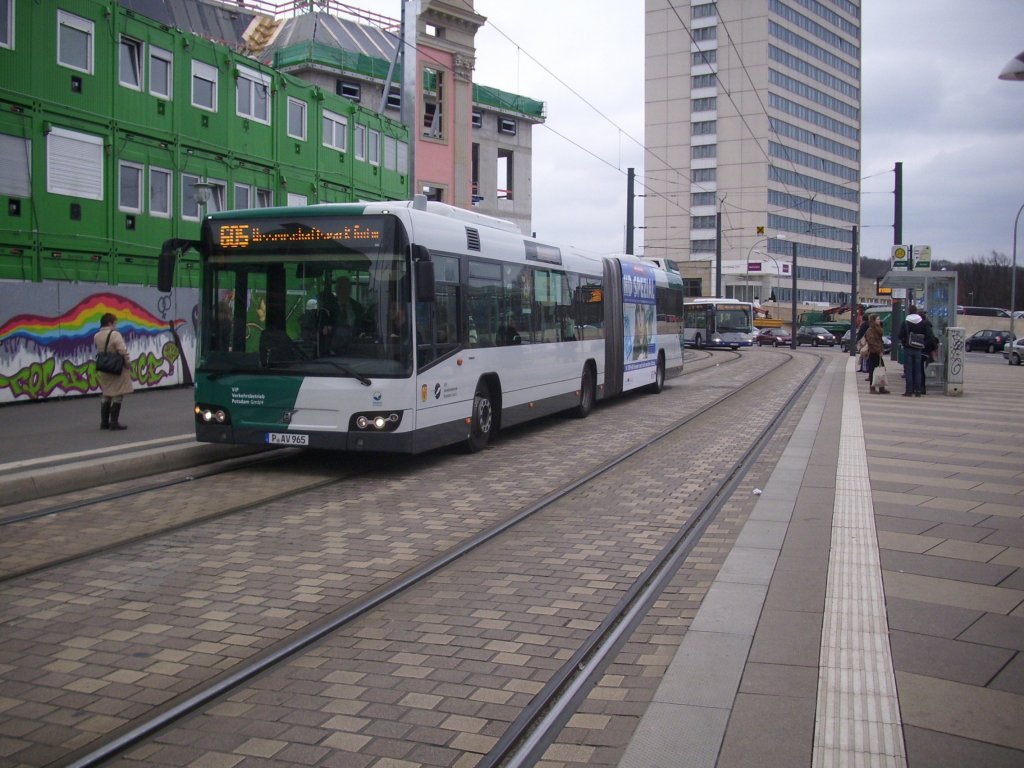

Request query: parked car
[
  {"left": 1003, "top": 337, "right": 1024, "bottom": 365},
  {"left": 840, "top": 329, "right": 891, "bottom": 353},
  {"left": 796, "top": 325, "right": 836, "bottom": 347},
  {"left": 756, "top": 328, "right": 793, "bottom": 347},
  {"left": 965, "top": 329, "right": 1015, "bottom": 353}
]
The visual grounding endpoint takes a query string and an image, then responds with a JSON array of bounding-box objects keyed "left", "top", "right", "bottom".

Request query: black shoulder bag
[{"left": 95, "top": 330, "right": 125, "bottom": 374}]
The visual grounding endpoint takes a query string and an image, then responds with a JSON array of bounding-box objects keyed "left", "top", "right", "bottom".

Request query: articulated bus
[
  {"left": 158, "top": 197, "right": 685, "bottom": 453},
  {"left": 682, "top": 298, "right": 755, "bottom": 350}
]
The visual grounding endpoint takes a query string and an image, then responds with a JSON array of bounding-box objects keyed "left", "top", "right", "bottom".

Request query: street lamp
[
  {"left": 999, "top": 50, "right": 1024, "bottom": 81},
  {"left": 192, "top": 180, "right": 216, "bottom": 213},
  {"left": 1011, "top": 203, "right": 1022, "bottom": 354},
  {"left": 745, "top": 235, "right": 788, "bottom": 310},
  {"left": 998, "top": 52, "right": 1023, "bottom": 350}
]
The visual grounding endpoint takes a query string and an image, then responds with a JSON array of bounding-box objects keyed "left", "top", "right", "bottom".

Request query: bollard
[{"left": 946, "top": 327, "right": 964, "bottom": 396}]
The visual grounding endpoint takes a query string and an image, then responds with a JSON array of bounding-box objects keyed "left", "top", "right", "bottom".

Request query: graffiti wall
[{"left": 0, "top": 283, "right": 198, "bottom": 404}]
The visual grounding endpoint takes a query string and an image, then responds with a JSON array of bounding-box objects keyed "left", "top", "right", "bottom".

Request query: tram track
[
  {"left": 37, "top": 348, "right": 813, "bottom": 768},
  {"left": 0, "top": 348, "right": 743, "bottom": 583}
]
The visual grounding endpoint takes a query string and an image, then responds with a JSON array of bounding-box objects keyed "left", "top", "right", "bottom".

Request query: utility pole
[
  {"left": 790, "top": 240, "right": 798, "bottom": 349},
  {"left": 849, "top": 225, "right": 858, "bottom": 357},
  {"left": 891, "top": 161, "right": 903, "bottom": 360},
  {"left": 715, "top": 211, "right": 722, "bottom": 298},
  {"left": 625, "top": 168, "right": 634, "bottom": 255},
  {"left": 401, "top": 0, "right": 419, "bottom": 194}
]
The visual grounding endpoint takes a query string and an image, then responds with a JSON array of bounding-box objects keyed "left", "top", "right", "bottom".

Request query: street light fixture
[
  {"left": 999, "top": 50, "right": 1024, "bottom": 81},
  {"left": 744, "top": 235, "right": 787, "bottom": 310},
  {"left": 192, "top": 180, "right": 216, "bottom": 211},
  {"left": 998, "top": 52, "right": 1023, "bottom": 352},
  {"left": 1011, "top": 203, "right": 1022, "bottom": 355}
]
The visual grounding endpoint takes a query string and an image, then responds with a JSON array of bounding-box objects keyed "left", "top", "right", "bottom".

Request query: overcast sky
[{"left": 392, "top": 1, "right": 1024, "bottom": 263}]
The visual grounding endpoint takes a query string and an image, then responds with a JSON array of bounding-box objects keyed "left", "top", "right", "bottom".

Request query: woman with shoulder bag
[
  {"left": 865, "top": 315, "right": 890, "bottom": 394},
  {"left": 93, "top": 312, "right": 133, "bottom": 430}
]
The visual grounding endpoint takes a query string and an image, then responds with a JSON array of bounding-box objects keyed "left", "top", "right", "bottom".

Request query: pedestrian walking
[{"left": 93, "top": 312, "right": 133, "bottom": 429}]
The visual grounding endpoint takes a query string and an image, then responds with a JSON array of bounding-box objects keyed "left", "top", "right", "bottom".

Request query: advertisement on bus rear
[{"left": 622, "top": 263, "right": 656, "bottom": 372}]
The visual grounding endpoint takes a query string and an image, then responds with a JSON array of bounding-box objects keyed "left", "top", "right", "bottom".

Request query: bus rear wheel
[
  {"left": 647, "top": 354, "right": 666, "bottom": 394},
  {"left": 465, "top": 381, "right": 494, "bottom": 452},
  {"left": 573, "top": 366, "right": 596, "bottom": 418}
]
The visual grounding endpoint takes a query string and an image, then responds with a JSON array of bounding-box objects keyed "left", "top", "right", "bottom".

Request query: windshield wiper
[{"left": 311, "top": 359, "right": 373, "bottom": 386}]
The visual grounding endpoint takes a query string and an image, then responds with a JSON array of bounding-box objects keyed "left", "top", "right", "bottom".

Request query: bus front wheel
[
  {"left": 573, "top": 366, "right": 596, "bottom": 418},
  {"left": 466, "top": 381, "right": 494, "bottom": 452}
]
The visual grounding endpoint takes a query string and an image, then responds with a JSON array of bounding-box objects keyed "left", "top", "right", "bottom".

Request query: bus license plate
[{"left": 266, "top": 432, "right": 308, "bottom": 446}]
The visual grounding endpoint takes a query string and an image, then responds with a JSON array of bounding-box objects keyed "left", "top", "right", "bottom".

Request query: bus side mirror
[
  {"left": 158, "top": 238, "right": 199, "bottom": 292},
  {"left": 412, "top": 244, "right": 434, "bottom": 303}
]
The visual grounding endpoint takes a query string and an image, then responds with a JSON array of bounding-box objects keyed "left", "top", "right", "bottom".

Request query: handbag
[
  {"left": 95, "top": 330, "right": 125, "bottom": 375},
  {"left": 907, "top": 331, "right": 925, "bottom": 349},
  {"left": 873, "top": 361, "right": 889, "bottom": 389}
]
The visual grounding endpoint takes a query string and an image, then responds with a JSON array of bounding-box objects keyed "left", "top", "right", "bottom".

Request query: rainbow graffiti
[{"left": 0, "top": 293, "right": 184, "bottom": 355}]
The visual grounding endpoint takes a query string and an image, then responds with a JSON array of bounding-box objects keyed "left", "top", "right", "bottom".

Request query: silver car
[{"left": 1003, "top": 337, "right": 1024, "bottom": 365}]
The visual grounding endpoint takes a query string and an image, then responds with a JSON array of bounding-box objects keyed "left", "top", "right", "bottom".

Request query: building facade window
[
  {"left": 0, "top": 132, "right": 30, "bottom": 197},
  {"left": 119, "top": 36, "right": 143, "bottom": 90},
  {"left": 118, "top": 161, "right": 143, "bottom": 212},
  {"left": 692, "top": 2, "right": 717, "bottom": 19},
  {"left": 149, "top": 167, "right": 171, "bottom": 218},
  {"left": 353, "top": 123, "right": 366, "bottom": 161},
  {"left": 191, "top": 61, "right": 218, "bottom": 112},
  {"left": 256, "top": 188, "right": 273, "bottom": 208},
  {"left": 691, "top": 192, "right": 715, "bottom": 207},
  {"left": 692, "top": 96, "right": 717, "bottom": 112},
  {"left": 397, "top": 140, "right": 409, "bottom": 175},
  {"left": 692, "top": 167, "right": 716, "bottom": 183},
  {"left": 149, "top": 46, "right": 172, "bottom": 99},
  {"left": 386, "top": 87, "right": 401, "bottom": 111},
  {"left": 498, "top": 117, "right": 517, "bottom": 135},
  {"left": 497, "top": 149, "right": 513, "bottom": 200},
  {"left": 236, "top": 66, "right": 270, "bottom": 123},
  {"left": 691, "top": 214, "right": 717, "bottom": 230},
  {"left": 692, "top": 120, "right": 717, "bottom": 135},
  {"left": 384, "top": 135, "right": 397, "bottom": 170},
  {"left": 1, "top": 0, "right": 13, "bottom": 50},
  {"left": 47, "top": 127, "right": 103, "bottom": 199},
  {"left": 57, "top": 11, "right": 93, "bottom": 74},
  {"left": 691, "top": 49, "right": 716, "bottom": 66},
  {"left": 692, "top": 73, "right": 716, "bottom": 89},
  {"left": 368, "top": 129, "right": 380, "bottom": 166},
  {"left": 287, "top": 97, "right": 306, "bottom": 140},
  {"left": 206, "top": 179, "right": 226, "bottom": 213},
  {"left": 336, "top": 81, "right": 360, "bottom": 102},
  {"left": 691, "top": 143, "right": 717, "bottom": 159},
  {"left": 692, "top": 26, "right": 717, "bottom": 42},
  {"left": 181, "top": 173, "right": 200, "bottom": 220},
  {"left": 690, "top": 239, "right": 716, "bottom": 252},
  {"left": 422, "top": 67, "right": 444, "bottom": 139},
  {"left": 471, "top": 110, "right": 482, "bottom": 128},
  {"left": 234, "top": 183, "right": 251, "bottom": 210},
  {"left": 322, "top": 110, "right": 347, "bottom": 152}
]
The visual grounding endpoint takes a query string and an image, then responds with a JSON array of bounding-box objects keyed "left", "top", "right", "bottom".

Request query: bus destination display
[{"left": 215, "top": 221, "right": 383, "bottom": 250}]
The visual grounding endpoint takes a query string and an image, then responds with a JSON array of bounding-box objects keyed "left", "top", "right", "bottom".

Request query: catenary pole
[{"left": 849, "top": 225, "right": 858, "bottom": 356}]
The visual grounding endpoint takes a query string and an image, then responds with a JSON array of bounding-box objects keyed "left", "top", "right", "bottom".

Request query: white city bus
[
  {"left": 159, "top": 197, "right": 685, "bottom": 453},
  {"left": 682, "top": 298, "right": 755, "bottom": 349}
]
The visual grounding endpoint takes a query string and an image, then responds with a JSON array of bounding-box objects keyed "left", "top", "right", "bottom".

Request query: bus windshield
[
  {"left": 716, "top": 308, "right": 753, "bottom": 333},
  {"left": 200, "top": 213, "right": 413, "bottom": 380}
]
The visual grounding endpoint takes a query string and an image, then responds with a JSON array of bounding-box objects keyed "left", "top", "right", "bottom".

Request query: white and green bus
[{"left": 159, "top": 197, "right": 685, "bottom": 453}]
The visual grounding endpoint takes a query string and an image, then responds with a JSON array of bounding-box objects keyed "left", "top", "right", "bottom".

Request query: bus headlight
[
  {"left": 195, "top": 404, "right": 230, "bottom": 425},
  {"left": 351, "top": 412, "right": 402, "bottom": 432}
]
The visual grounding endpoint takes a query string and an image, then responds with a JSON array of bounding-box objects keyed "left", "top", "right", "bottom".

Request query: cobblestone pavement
[{"left": 0, "top": 348, "right": 820, "bottom": 767}]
